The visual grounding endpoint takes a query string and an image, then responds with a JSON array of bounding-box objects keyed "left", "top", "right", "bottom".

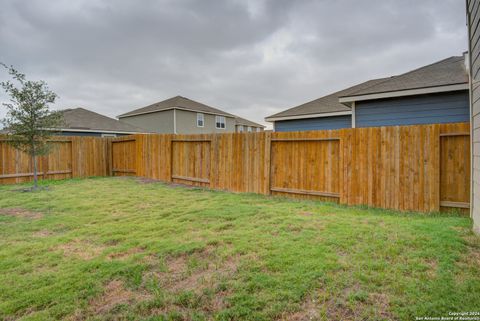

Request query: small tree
[{"left": 1, "top": 63, "right": 64, "bottom": 190}]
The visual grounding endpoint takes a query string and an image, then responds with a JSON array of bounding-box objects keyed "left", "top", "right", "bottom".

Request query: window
[
  {"left": 215, "top": 115, "right": 226, "bottom": 129},
  {"left": 247, "top": 126, "right": 252, "bottom": 132},
  {"left": 197, "top": 113, "right": 204, "bottom": 127},
  {"left": 256, "top": 127, "right": 261, "bottom": 132},
  {"left": 238, "top": 125, "right": 244, "bottom": 132},
  {"left": 101, "top": 133, "right": 117, "bottom": 138}
]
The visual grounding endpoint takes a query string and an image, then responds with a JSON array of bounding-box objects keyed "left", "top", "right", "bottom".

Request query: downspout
[
  {"left": 173, "top": 108, "right": 177, "bottom": 134},
  {"left": 352, "top": 101, "right": 356, "bottom": 128}
]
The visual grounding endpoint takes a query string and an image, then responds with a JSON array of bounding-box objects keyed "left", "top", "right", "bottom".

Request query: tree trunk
[{"left": 32, "top": 153, "right": 38, "bottom": 190}]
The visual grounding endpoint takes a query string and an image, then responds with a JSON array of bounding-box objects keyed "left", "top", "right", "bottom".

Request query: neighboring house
[
  {"left": 266, "top": 55, "right": 469, "bottom": 131},
  {"left": 467, "top": 0, "right": 479, "bottom": 234},
  {"left": 56, "top": 108, "right": 146, "bottom": 137},
  {"left": 235, "top": 116, "right": 265, "bottom": 132},
  {"left": 118, "top": 95, "right": 262, "bottom": 134}
]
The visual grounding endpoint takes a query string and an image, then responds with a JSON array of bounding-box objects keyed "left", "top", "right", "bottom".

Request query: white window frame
[
  {"left": 256, "top": 127, "right": 261, "bottom": 132},
  {"left": 215, "top": 115, "right": 226, "bottom": 129},
  {"left": 247, "top": 126, "right": 252, "bottom": 132},
  {"left": 101, "top": 133, "right": 117, "bottom": 138},
  {"left": 197, "top": 113, "right": 204, "bottom": 127},
  {"left": 238, "top": 125, "right": 244, "bottom": 132}
]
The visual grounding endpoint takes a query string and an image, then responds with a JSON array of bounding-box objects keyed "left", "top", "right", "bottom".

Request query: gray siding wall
[
  {"left": 175, "top": 109, "right": 236, "bottom": 134},
  {"left": 469, "top": 0, "right": 480, "bottom": 234},
  {"left": 274, "top": 115, "right": 352, "bottom": 132},
  {"left": 119, "top": 110, "right": 175, "bottom": 134},
  {"left": 355, "top": 91, "right": 470, "bottom": 128}
]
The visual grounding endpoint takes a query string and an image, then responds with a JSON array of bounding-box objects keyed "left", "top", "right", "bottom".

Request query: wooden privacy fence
[
  {"left": 0, "top": 122, "right": 471, "bottom": 213},
  {"left": 115, "top": 122, "right": 470, "bottom": 213},
  {"left": 0, "top": 136, "right": 111, "bottom": 184}
]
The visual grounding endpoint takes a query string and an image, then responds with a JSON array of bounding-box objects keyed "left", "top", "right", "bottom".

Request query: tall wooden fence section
[
  {"left": 0, "top": 136, "right": 111, "bottom": 184},
  {"left": 0, "top": 122, "right": 471, "bottom": 213},
  {"left": 115, "top": 122, "right": 470, "bottom": 213}
]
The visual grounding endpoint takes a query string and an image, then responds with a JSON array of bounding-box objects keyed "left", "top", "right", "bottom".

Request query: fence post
[{"left": 264, "top": 131, "right": 272, "bottom": 195}]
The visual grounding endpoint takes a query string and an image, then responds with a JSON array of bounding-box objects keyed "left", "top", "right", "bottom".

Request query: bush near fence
[{"left": 0, "top": 122, "right": 470, "bottom": 213}]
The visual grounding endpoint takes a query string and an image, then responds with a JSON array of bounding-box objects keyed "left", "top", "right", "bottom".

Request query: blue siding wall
[
  {"left": 355, "top": 91, "right": 469, "bottom": 128},
  {"left": 274, "top": 115, "right": 351, "bottom": 132}
]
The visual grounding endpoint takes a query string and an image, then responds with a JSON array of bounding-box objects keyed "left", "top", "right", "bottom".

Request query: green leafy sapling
[{"left": 0, "top": 63, "right": 64, "bottom": 190}]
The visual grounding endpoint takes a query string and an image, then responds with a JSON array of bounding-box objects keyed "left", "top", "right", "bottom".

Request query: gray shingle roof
[
  {"left": 118, "top": 96, "right": 235, "bottom": 118},
  {"left": 266, "top": 78, "right": 388, "bottom": 119},
  {"left": 340, "top": 56, "right": 468, "bottom": 98},
  {"left": 234, "top": 116, "right": 265, "bottom": 128},
  {"left": 60, "top": 108, "right": 146, "bottom": 133}
]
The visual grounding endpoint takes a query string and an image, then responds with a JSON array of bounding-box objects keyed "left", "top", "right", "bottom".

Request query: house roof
[
  {"left": 339, "top": 56, "right": 469, "bottom": 100},
  {"left": 265, "top": 78, "right": 388, "bottom": 121},
  {"left": 118, "top": 96, "right": 235, "bottom": 118},
  {"left": 266, "top": 55, "right": 469, "bottom": 122},
  {"left": 234, "top": 116, "right": 265, "bottom": 128},
  {"left": 60, "top": 108, "right": 146, "bottom": 133}
]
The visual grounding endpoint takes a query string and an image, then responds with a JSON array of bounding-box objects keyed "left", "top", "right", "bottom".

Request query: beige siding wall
[
  {"left": 119, "top": 110, "right": 175, "bottom": 134},
  {"left": 236, "top": 124, "right": 264, "bottom": 132},
  {"left": 175, "top": 109, "right": 235, "bottom": 134},
  {"left": 468, "top": 0, "right": 480, "bottom": 234}
]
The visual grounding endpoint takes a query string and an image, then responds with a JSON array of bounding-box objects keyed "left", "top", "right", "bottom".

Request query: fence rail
[{"left": 0, "top": 122, "right": 471, "bottom": 213}]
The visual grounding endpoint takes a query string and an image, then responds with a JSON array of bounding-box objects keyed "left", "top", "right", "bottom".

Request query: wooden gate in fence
[
  {"left": 440, "top": 131, "right": 470, "bottom": 210},
  {"left": 171, "top": 138, "right": 211, "bottom": 187},
  {"left": 270, "top": 136, "right": 341, "bottom": 202},
  {"left": 112, "top": 138, "right": 136, "bottom": 176}
]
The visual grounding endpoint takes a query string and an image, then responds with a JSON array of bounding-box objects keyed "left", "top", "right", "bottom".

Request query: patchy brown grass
[
  {"left": 107, "top": 247, "right": 144, "bottom": 261},
  {"left": 55, "top": 239, "right": 106, "bottom": 260},
  {"left": 276, "top": 296, "right": 319, "bottom": 321},
  {"left": 0, "top": 207, "right": 43, "bottom": 219},
  {"left": 32, "top": 229, "right": 53, "bottom": 238},
  {"left": 146, "top": 247, "right": 240, "bottom": 295},
  {"left": 318, "top": 286, "right": 395, "bottom": 321},
  {"left": 91, "top": 280, "right": 150, "bottom": 315}
]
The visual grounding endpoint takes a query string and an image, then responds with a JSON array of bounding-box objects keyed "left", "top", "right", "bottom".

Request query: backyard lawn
[{"left": 0, "top": 177, "right": 479, "bottom": 321}]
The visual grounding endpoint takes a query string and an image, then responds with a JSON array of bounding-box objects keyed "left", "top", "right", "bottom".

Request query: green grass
[{"left": 0, "top": 177, "right": 479, "bottom": 321}]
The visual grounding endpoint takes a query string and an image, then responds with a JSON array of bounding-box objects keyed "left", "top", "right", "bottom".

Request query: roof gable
[{"left": 118, "top": 96, "right": 235, "bottom": 118}]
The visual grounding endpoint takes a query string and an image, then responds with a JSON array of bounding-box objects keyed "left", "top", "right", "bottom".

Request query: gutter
[{"left": 339, "top": 83, "right": 469, "bottom": 104}]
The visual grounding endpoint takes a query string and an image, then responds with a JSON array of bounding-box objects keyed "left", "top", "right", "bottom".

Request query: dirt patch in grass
[
  {"left": 107, "top": 247, "right": 144, "bottom": 261},
  {"left": 136, "top": 177, "right": 163, "bottom": 184},
  {"left": 0, "top": 208, "right": 43, "bottom": 219},
  {"left": 32, "top": 229, "right": 53, "bottom": 237},
  {"left": 276, "top": 296, "right": 319, "bottom": 321},
  {"left": 92, "top": 280, "right": 150, "bottom": 314},
  {"left": 299, "top": 211, "right": 314, "bottom": 217},
  {"left": 55, "top": 239, "right": 106, "bottom": 260},
  {"left": 322, "top": 288, "right": 394, "bottom": 321},
  {"left": 146, "top": 247, "right": 240, "bottom": 295}
]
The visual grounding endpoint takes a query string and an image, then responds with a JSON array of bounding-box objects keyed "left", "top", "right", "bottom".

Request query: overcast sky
[{"left": 0, "top": 0, "right": 468, "bottom": 128}]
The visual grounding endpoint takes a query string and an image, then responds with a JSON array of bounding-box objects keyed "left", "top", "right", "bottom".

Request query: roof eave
[
  {"left": 265, "top": 110, "right": 352, "bottom": 122},
  {"left": 339, "top": 83, "right": 469, "bottom": 104}
]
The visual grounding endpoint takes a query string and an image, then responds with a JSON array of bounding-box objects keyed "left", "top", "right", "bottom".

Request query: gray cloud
[{"left": 0, "top": 0, "right": 468, "bottom": 127}]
